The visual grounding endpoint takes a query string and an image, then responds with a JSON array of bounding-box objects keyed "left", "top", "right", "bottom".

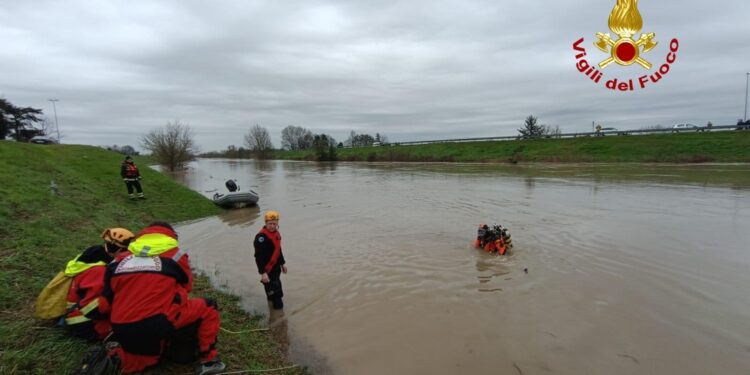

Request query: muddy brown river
[{"left": 168, "top": 160, "right": 750, "bottom": 375}]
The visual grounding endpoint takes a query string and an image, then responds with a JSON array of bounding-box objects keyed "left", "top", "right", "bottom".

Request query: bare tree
[
  {"left": 281, "top": 125, "right": 314, "bottom": 150},
  {"left": 141, "top": 120, "right": 198, "bottom": 171},
  {"left": 38, "top": 117, "right": 53, "bottom": 136},
  {"left": 244, "top": 124, "right": 273, "bottom": 159},
  {"left": 344, "top": 130, "right": 356, "bottom": 147},
  {"left": 542, "top": 125, "right": 561, "bottom": 138},
  {"left": 40, "top": 117, "right": 66, "bottom": 141}
]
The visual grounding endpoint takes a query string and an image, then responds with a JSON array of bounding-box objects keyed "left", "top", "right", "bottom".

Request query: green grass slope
[
  {"left": 0, "top": 141, "right": 304, "bottom": 374},
  {"left": 274, "top": 131, "right": 750, "bottom": 163}
]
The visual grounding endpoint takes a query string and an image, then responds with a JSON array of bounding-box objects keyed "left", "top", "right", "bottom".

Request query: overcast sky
[{"left": 1, "top": 0, "right": 749, "bottom": 151}]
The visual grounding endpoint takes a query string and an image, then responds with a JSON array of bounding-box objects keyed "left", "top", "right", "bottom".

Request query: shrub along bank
[
  {"left": 273, "top": 131, "right": 750, "bottom": 163},
  {"left": 0, "top": 141, "right": 305, "bottom": 374}
]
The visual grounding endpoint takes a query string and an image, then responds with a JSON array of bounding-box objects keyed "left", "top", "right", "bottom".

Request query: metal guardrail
[{"left": 387, "top": 124, "right": 744, "bottom": 146}]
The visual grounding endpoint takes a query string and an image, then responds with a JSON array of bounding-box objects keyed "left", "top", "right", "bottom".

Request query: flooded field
[{"left": 170, "top": 160, "right": 750, "bottom": 375}]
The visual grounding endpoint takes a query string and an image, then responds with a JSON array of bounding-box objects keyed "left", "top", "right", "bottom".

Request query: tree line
[
  {"left": 0, "top": 99, "right": 561, "bottom": 171},
  {"left": 23, "top": 96, "right": 728, "bottom": 171},
  {"left": 197, "top": 125, "right": 391, "bottom": 162},
  {"left": 145, "top": 123, "right": 373, "bottom": 169},
  {"left": 0, "top": 97, "right": 389, "bottom": 169}
]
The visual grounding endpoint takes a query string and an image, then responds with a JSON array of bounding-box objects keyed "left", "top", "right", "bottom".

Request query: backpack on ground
[{"left": 35, "top": 271, "right": 72, "bottom": 319}]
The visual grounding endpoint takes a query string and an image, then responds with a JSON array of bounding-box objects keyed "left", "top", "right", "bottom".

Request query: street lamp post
[
  {"left": 47, "top": 99, "right": 60, "bottom": 141},
  {"left": 744, "top": 73, "right": 749, "bottom": 122}
]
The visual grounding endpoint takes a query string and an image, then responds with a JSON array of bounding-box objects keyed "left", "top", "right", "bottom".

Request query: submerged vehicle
[
  {"left": 473, "top": 224, "right": 513, "bottom": 255},
  {"left": 212, "top": 180, "right": 259, "bottom": 208}
]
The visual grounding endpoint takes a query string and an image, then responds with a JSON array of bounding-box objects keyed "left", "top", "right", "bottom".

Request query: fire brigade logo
[
  {"left": 572, "top": 0, "right": 679, "bottom": 92},
  {"left": 594, "top": 0, "right": 657, "bottom": 69}
]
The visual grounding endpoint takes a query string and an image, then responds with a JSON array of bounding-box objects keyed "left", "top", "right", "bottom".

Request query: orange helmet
[
  {"left": 101, "top": 227, "right": 135, "bottom": 249},
  {"left": 264, "top": 210, "right": 280, "bottom": 222}
]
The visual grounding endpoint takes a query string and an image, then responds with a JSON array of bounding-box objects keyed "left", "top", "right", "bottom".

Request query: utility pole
[
  {"left": 745, "top": 72, "right": 749, "bottom": 122},
  {"left": 48, "top": 99, "right": 60, "bottom": 141}
]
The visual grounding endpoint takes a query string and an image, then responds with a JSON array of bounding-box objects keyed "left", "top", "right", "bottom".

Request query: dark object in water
[
  {"left": 225, "top": 179, "right": 238, "bottom": 192},
  {"left": 474, "top": 223, "right": 513, "bottom": 255},
  {"left": 524, "top": 268, "right": 528, "bottom": 273}
]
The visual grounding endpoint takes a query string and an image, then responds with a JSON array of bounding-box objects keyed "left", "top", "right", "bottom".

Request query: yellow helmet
[
  {"left": 264, "top": 210, "right": 280, "bottom": 222},
  {"left": 101, "top": 227, "right": 135, "bottom": 249}
]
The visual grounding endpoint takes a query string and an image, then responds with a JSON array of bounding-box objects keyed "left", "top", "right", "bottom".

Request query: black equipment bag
[{"left": 74, "top": 344, "right": 120, "bottom": 375}]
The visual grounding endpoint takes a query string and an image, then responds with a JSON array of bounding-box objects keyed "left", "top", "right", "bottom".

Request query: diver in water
[{"left": 474, "top": 224, "right": 512, "bottom": 255}]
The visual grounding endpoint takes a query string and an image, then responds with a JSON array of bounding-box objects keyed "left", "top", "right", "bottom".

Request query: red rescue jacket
[
  {"left": 121, "top": 161, "right": 140, "bottom": 179},
  {"left": 100, "top": 225, "right": 192, "bottom": 324},
  {"left": 64, "top": 245, "right": 110, "bottom": 327},
  {"left": 254, "top": 228, "right": 284, "bottom": 275}
]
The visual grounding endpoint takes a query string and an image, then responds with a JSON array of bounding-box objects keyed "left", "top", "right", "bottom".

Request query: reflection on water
[
  {"left": 218, "top": 206, "right": 260, "bottom": 227},
  {"left": 173, "top": 159, "right": 750, "bottom": 375},
  {"left": 475, "top": 257, "right": 511, "bottom": 292}
]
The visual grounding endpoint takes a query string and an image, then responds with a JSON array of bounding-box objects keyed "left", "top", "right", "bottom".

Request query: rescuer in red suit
[
  {"left": 100, "top": 222, "right": 225, "bottom": 375},
  {"left": 63, "top": 227, "right": 134, "bottom": 340}
]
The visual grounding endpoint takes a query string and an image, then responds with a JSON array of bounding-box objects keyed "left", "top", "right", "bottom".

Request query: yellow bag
[{"left": 35, "top": 271, "right": 72, "bottom": 319}]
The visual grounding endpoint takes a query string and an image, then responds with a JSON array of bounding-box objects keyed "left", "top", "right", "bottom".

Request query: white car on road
[
  {"left": 672, "top": 123, "right": 699, "bottom": 130},
  {"left": 29, "top": 135, "right": 58, "bottom": 144}
]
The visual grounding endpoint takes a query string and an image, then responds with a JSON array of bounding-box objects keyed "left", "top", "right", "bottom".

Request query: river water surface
[{"left": 170, "top": 160, "right": 750, "bottom": 375}]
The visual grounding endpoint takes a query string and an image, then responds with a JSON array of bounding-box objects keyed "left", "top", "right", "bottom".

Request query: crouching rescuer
[
  {"left": 62, "top": 228, "right": 134, "bottom": 340},
  {"left": 99, "top": 222, "right": 225, "bottom": 374}
]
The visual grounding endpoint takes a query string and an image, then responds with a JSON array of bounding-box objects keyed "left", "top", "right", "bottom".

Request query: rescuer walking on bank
[{"left": 120, "top": 156, "right": 145, "bottom": 200}]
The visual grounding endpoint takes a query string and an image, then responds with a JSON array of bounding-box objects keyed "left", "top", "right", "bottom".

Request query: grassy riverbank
[
  {"left": 274, "top": 131, "right": 750, "bottom": 163},
  {"left": 0, "top": 141, "right": 305, "bottom": 374}
]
